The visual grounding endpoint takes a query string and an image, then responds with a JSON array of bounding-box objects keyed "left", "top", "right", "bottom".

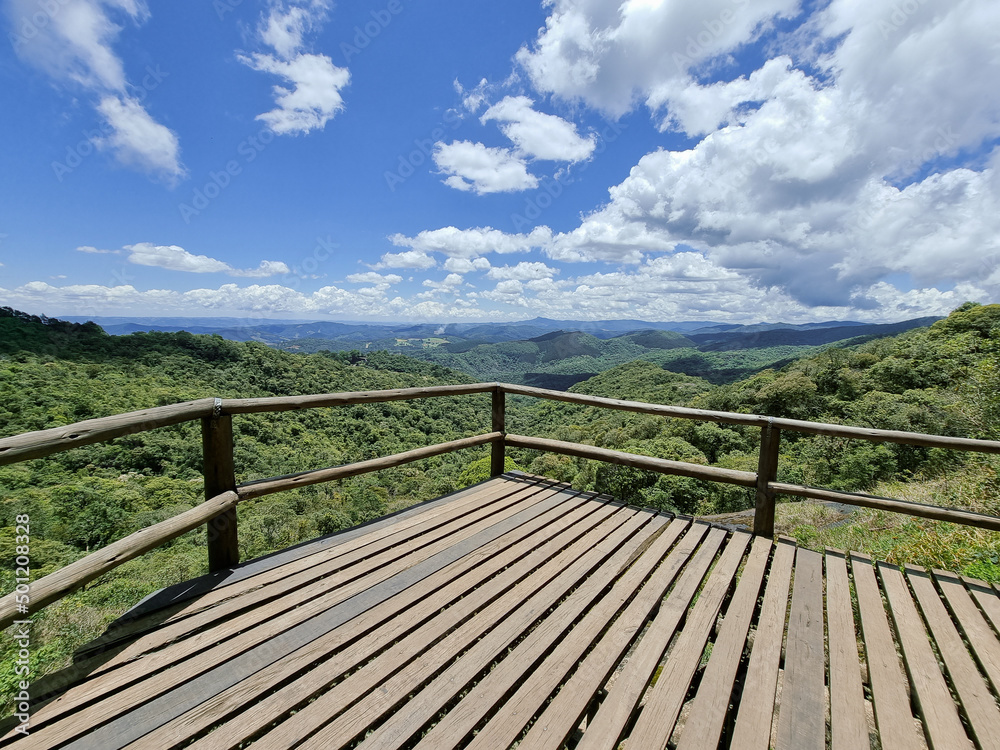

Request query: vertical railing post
[
  {"left": 491, "top": 386, "right": 506, "bottom": 477},
  {"left": 754, "top": 419, "right": 781, "bottom": 537},
  {"left": 202, "top": 398, "right": 239, "bottom": 571}
]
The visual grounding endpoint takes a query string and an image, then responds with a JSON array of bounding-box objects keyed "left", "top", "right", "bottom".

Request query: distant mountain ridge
[{"left": 62, "top": 314, "right": 910, "bottom": 345}]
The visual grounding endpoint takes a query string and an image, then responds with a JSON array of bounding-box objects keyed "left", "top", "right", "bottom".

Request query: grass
[{"left": 774, "top": 457, "right": 1000, "bottom": 582}]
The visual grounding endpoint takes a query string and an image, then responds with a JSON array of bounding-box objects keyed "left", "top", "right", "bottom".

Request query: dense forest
[{"left": 1, "top": 302, "right": 998, "bottom": 709}]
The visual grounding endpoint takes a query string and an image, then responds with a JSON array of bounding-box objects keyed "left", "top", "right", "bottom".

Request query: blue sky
[{"left": 1, "top": 0, "right": 998, "bottom": 324}]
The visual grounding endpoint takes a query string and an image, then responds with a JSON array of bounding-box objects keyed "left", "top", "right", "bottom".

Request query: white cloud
[
  {"left": 487, "top": 262, "right": 560, "bottom": 281},
  {"left": 481, "top": 96, "right": 595, "bottom": 162},
  {"left": 444, "top": 257, "right": 491, "bottom": 274},
  {"left": 390, "top": 226, "right": 552, "bottom": 259},
  {"left": 422, "top": 273, "right": 464, "bottom": 293},
  {"left": 230, "top": 260, "right": 294, "bottom": 278},
  {"left": 122, "top": 243, "right": 289, "bottom": 277},
  {"left": 432, "top": 141, "right": 538, "bottom": 194},
  {"left": 7, "top": 0, "right": 185, "bottom": 182},
  {"left": 515, "top": 0, "right": 798, "bottom": 118},
  {"left": 95, "top": 95, "right": 184, "bottom": 183},
  {"left": 76, "top": 245, "right": 121, "bottom": 254},
  {"left": 375, "top": 250, "right": 437, "bottom": 269},
  {"left": 239, "top": 1, "right": 350, "bottom": 135},
  {"left": 346, "top": 271, "right": 402, "bottom": 285},
  {"left": 494, "top": 0, "right": 1000, "bottom": 308}
]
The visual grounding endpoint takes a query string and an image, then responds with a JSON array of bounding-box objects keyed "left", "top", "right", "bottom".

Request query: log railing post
[
  {"left": 202, "top": 399, "right": 239, "bottom": 571},
  {"left": 490, "top": 387, "right": 506, "bottom": 477},
  {"left": 754, "top": 420, "right": 781, "bottom": 537}
]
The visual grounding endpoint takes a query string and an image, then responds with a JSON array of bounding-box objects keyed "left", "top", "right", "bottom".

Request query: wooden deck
[{"left": 6, "top": 473, "right": 1000, "bottom": 749}]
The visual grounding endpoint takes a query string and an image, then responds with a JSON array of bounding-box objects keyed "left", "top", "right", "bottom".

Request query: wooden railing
[{"left": 2, "top": 382, "right": 1000, "bottom": 629}]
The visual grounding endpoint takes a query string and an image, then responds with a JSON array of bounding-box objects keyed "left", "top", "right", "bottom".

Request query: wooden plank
[
  {"left": 879, "top": 563, "right": 972, "bottom": 749},
  {"left": 771, "top": 483, "right": 1000, "bottom": 532},
  {"left": 625, "top": 531, "right": 753, "bottom": 750},
  {"left": 0, "top": 398, "right": 216, "bottom": 465},
  {"left": 16, "top": 482, "right": 580, "bottom": 749},
  {"left": 59, "top": 477, "right": 557, "bottom": 695},
  {"left": 415, "top": 516, "right": 690, "bottom": 750},
  {"left": 936, "top": 570, "right": 1000, "bottom": 698},
  {"left": 825, "top": 549, "right": 869, "bottom": 750},
  {"left": 352, "top": 511, "right": 671, "bottom": 750},
  {"left": 775, "top": 547, "right": 826, "bottom": 750},
  {"left": 501, "top": 521, "right": 712, "bottom": 750},
  {"left": 77, "top": 475, "right": 542, "bottom": 660},
  {"left": 906, "top": 565, "right": 1000, "bottom": 750},
  {"left": 570, "top": 526, "right": 729, "bottom": 750},
  {"left": 222, "top": 382, "right": 496, "bottom": 414},
  {"left": 499, "top": 383, "right": 1000, "bottom": 454},
  {"left": 31, "top": 479, "right": 549, "bottom": 717},
  {"left": 237, "top": 431, "right": 502, "bottom": 499},
  {"left": 124, "top": 487, "right": 610, "bottom": 750},
  {"left": 966, "top": 577, "right": 1000, "bottom": 635},
  {"left": 260, "top": 508, "right": 654, "bottom": 750},
  {"left": 0, "top": 491, "right": 239, "bottom": 630},
  {"left": 505, "top": 433, "right": 758, "bottom": 487},
  {"left": 850, "top": 552, "right": 922, "bottom": 750},
  {"left": 728, "top": 536, "right": 796, "bottom": 750},
  {"left": 675, "top": 536, "right": 772, "bottom": 750}
]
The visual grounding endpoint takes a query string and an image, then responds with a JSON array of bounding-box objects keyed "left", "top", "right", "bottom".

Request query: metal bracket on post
[
  {"left": 202, "top": 402, "right": 239, "bottom": 571},
  {"left": 490, "top": 386, "right": 506, "bottom": 477},
  {"left": 754, "top": 418, "right": 781, "bottom": 538}
]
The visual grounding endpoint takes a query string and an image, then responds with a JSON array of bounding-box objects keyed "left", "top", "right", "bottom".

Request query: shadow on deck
[{"left": 6, "top": 473, "right": 1000, "bottom": 749}]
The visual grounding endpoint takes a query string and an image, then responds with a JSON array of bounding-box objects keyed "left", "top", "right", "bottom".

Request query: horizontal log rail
[
  {"left": 222, "top": 383, "right": 497, "bottom": 415},
  {"left": 0, "top": 491, "right": 239, "bottom": 630},
  {"left": 0, "top": 398, "right": 218, "bottom": 466},
  {"left": 500, "top": 383, "right": 1000, "bottom": 454},
  {"left": 504, "top": 434, "right": 757, "bottom": 488},
  {"left": 237, "top": 432, "right": 502, "bottom": 500},
  {"left": 4, "top": 381, "right": 1000, "bottom": 626}
]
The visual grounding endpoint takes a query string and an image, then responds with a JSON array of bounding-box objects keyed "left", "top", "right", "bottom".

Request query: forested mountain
[{"left": 510, "top": 303, "right": 1000, "bottom": 527}]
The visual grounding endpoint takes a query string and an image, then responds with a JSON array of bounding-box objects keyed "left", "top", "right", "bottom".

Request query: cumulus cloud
[
  {"left": 390, "top": 226, "right": 552, "bottom": 259},
  {"left": 122, "top": 243, "right": 289, "bottom": 277},
  {"left": 444, "top": 257, "right": 492, "bottom": 274},
  {"left": 375, "top": 250, "right": 437, "bottom": 269},
  {"left": 515, "top": 0, "right": 798, "bottom": 118},
  {"left": 7, "top": 0, "right": 185, "bottom": 182},
  {"left": 239, "top": 1, "right": 350, "bottom": 135},
  {"left": 94, "top": 95, "right": 184, "bottom": 181},
  {"left": 346, "top": 271, "right": 402, "bottom": 285},
  {"left": 487, "top": 262, "right": 560, "bottom": 281},
  {"left": 481, "top": 96, "right": 595, "bottom": 162},
  {"left": 432, "top": 141, "right": 538, "bottom": 194},
  {"left": 492, "top": 0, "right": 1000, "bottom": 309}
]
